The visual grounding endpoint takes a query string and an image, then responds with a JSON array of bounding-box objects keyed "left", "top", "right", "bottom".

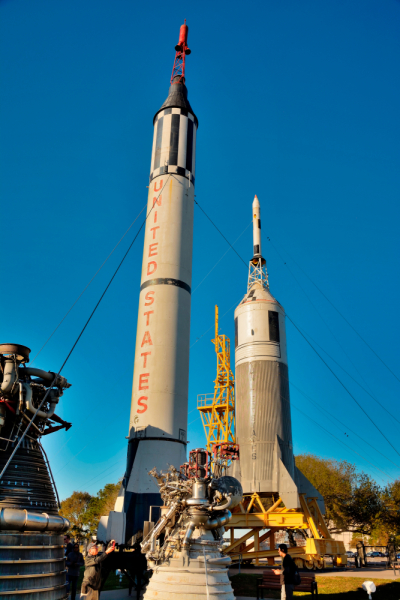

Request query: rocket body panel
[
  {"left": 128, "top": 90, "right": 197, "bottom": 443},
  {"left": 235, "top": 360, "right": 294, "bottom": 492},
  {"left": 234, "top": 283, "right": 295, "bottom": 495},
  {"left": 129, "top": 173, "right": 194, "bottom": 441}
]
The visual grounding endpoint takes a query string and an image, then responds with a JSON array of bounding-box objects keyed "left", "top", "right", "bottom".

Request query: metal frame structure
[
  {"left": 197, "top": 306, "right": 235, "bottom": 453},
  {"left": 248, "top": 256, "right": 269, "bottom": 291}
]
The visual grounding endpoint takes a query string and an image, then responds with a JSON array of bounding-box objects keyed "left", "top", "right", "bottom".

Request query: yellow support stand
[
  {"left": 197, "top": 305, "right": 235, "bottom": 452},
  {"left": 224, "top": 493, "right": 347, "bottom": 569}
]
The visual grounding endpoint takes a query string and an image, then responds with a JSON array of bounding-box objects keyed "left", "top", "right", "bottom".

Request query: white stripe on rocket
[
  {"left": 160, "top": 113, "right": 172, "bottom": 168},
  {"left": 177, "top": 115, "right": 188, "bottom": 170},
  {"left": 150, "top": 121, "right": 158, "bottom": 173},
  {"left": 191, "top": 124, "right": 197, "bottom": 177}
]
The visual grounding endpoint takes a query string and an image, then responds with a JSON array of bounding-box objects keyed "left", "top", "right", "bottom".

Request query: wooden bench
[{"left": 257, "top": 571, "right": 318, "bottom": 598}]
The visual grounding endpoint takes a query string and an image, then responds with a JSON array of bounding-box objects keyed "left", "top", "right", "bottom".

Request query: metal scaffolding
[{"left": 197, "top": 305, "right": 235, "bottom": 452}]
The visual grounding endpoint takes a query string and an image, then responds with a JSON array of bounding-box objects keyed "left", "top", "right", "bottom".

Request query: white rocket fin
[
  {"left": 278, "top": 458, "right": 300, "bottom": 509},
  {"left": 294, "top": 466, "right": 326, "bottom": 514},
  {"left": 271, "top": 436, "right": 300, "bottom": 508},
  {"left": 97, "top": 482, "right": 126, "bottom": 545}
]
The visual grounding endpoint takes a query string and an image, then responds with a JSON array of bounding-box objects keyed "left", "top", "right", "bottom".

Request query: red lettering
[
  {"left": 137, "top": 396, "right": 148, "bottom": 414},
  {"left": 139, "top": 373, "right": 150, "bottom": 390},
  {"left": 141, "top": 331, "right": 153, "bottom": 347},
  {"left": 143, "top": 310, "right": 154, "bottom": 326},
  {"left": 144, "top": 291, "right": 155, "bottom": 306},
  {"left": 153, "top": 195, "right": 162, "bottom": 207},
  {"left": 141, "top": 351, "right": 151, "bottom": 367},
  {"left": 154, "top": 180, "right": 163, "bottom": 192},
  {"left": 150, "top": 226, "right": 159, "bottom": 239},
  {"left": 148, "top": 243, "right": 158, "bottom": 257},
  {"left": 147, "top": 261, "right": 157, "bottom": 275},
  {"left": 154, "top": 211, "right": 158, "bottom": 223}
]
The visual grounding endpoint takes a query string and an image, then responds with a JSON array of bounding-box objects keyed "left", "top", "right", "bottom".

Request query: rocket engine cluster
[
  {"left": 140, "top": 448, "right": 243, "bottom": 600},
  {"left": 0, "top": 343, "right": 71, "bottom": 599}
]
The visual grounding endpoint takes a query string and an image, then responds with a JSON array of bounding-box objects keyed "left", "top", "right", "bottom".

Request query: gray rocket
[
  {"left": 232, "top": 196, "right": 323, "bottom": 510},
  {"left": 103, "top": 21, "right": 197, "bottom": 544}
]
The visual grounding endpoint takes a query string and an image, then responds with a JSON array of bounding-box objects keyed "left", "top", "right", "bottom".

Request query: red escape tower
[{"left": 171, "top": 20, "right": 191, "bottom": 84}]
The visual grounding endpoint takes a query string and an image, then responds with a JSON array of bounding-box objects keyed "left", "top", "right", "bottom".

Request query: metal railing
[{"left": 197, "top": 393, "right": 214, "bottom": 408}]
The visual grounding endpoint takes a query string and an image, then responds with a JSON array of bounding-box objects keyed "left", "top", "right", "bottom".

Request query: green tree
[
  {"left": 60, "top": 482, "right": 121, "bottom": 540},
  {"left": 295, "top": 454, "right": 382, "bottom": 535},
  {"left": 378, "top": 479, "right": 400, "bottom": 544},
  {"left": 85, "top": 482, "right": 121, "bottom": 535},
  {"left": 60, "top": 491, "right": 93, "bottom": 539}
]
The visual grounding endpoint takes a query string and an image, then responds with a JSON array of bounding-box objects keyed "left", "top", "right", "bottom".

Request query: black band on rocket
[
  {"left": 140, "top": 278, "right": 191, "bottom": 294},
  {"left": 129, "top": 436, "right": 187, "bottom": 446}
]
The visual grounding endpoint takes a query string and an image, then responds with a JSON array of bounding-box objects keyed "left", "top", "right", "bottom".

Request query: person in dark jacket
[
  {"left": 66, "top": 543, "right": 84, "bottom": 600},
  {"left": 64, "top": 535, "right": 74, "bottom": 594},
  {"left": 81, "top": 540, "right": 116, "bottom": 599},
  {"left": 273, "top": 543, "right": 296, "bottom": 599},
  {"left": 64, "top": 534, "right": 74, "bottom": 556}
]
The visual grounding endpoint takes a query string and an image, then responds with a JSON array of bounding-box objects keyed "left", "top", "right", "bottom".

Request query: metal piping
[
  {"left": 142, "top": 501, "right": 179, "bottom": 554},
  {"left": 1, "top": 359, "right": 16, "bottom": 393},
  {"left": 22, "top": 368, "right": 70, "bottom": 389},
  {"left": 23, "top": 382, "right": 57, "bottom": 419},
  {"left": 0, "top": 508, "right": 69, "bottom": 532},
  {"left": 23, "top": 368, "right": 55, "bottom": 382},
  {"left": 182, "top": 521, "right": 196, "bottom": 547},
  {"left": 212, "top": 495, "right": 232, "bottom": 511},
  {"left": 203, "top": 510, "right": 232, "bottom": 529}
]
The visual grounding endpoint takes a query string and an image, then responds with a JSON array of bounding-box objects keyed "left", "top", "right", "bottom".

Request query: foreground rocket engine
[
  {"left": 0, "top": 343, "right": 71, "bottom": 599},
  {"left": 140, "top": 449, "right": 243, "bottom": 600},
  {"left": 231, "top": 197, "right": 323, "bottom": 509},
  {"left": 105, "top": 21, "right": 198, "bottom": 544}
]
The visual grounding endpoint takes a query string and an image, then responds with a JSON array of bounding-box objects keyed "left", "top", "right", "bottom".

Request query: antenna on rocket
[{"left": 171, "top": 20, "right": 191, "bottom": 85}]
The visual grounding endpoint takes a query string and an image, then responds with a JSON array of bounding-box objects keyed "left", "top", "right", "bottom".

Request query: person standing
[
  {"left": 81, "top": 540, "right": 116, "bottom": 599},
  {"left": 66, "top": 542, "right": 84, "bottom": 600},
  {"left": 273, "top": 543, "right": 297, "bottom": 600},
  {"left": 64, "top": 534, "right": 74, "bottom": 556},
  {"left": 64, "top": 535, "right": 74, "bottom": 594}
]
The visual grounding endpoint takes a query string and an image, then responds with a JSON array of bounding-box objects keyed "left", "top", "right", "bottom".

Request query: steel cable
[
  {"left": 267, "top": 237, "right": 400, "bottom": 385},
  {"left": 0, "top": 177, "right": 170, "bottom": 482},
  {"left": 193, "top": 200, "right": 400, "bottom": 465},
  {"left": 31, "top": 203, "right": 147, "bottom": 365}
]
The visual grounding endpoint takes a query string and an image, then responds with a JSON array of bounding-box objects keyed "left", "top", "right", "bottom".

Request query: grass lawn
[{"left": 230, "top": 574, "right": 400, "bottom": 598}]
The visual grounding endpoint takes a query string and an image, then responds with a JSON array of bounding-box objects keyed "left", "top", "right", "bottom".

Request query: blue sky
[{"left": 1, "top": 0, "right": 399, "bottom": 501}]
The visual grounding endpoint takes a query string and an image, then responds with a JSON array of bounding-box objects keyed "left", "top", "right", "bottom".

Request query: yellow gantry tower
[{"left": 197, "top": 306, "right": 235, "bottom": 452}]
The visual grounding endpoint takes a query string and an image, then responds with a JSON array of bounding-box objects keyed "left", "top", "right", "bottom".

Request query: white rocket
[
  {"left": 104, "top": 22, "right": 197, "bottom": 544},
  {"left": 232, "top": 196, "right": 324, "bottom": 509}
]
